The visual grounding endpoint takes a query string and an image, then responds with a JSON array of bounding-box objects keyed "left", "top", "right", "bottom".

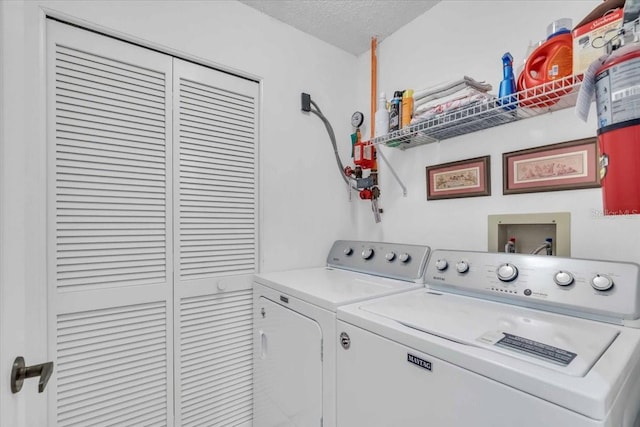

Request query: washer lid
[
  {"left": 361, "top": 290, "right": 619, "bottom": 377},
  {"left": 254, "top": 267, "right": 422, "bottom": 312}
]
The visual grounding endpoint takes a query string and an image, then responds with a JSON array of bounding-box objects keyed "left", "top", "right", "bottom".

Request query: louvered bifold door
[
  {"left": 46, "top": 20, "right": 174, "bottom": 426},
  {"left": 173, "top": 59, "right": 258, "bottom": 427}
]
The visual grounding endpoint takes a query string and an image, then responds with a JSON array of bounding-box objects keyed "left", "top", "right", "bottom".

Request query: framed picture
[
  {"left": 426, "top": 156, "right": 491, "bottom": 200},
  {"left": 502, "top": 137, "right": 600, "bottom": 195}
]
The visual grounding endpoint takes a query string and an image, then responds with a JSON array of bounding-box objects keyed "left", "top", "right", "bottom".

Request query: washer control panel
[
  {"left": 553, "top": 271, "right": 574, "bottom": 286},
  {"left": 435, "top": 259, "right": 449, "bottom": 271},
  {"left": 327, "top": 240, "right": 430, "bottom": 283},
  {"left": 497, "top": 263, "right": 518, "bottom": 282},
  {"left": 456, "top": 260, "right": 470, "bottom": 274},
  {"left": 425, "top": 249, "right": 640, "bottom": 322}
]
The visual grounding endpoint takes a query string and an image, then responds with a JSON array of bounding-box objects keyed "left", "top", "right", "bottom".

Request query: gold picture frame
[
  {"left": 503, "top": 137, "right": 600, "bottom": 195},
  {"left": 426, "top": 156, "right": 491, "bottom": 200}
]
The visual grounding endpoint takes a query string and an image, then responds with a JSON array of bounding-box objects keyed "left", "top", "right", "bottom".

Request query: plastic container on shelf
[
  {"left": 517, "top": 29, "right": 573, "bottom": 107},
  {"left": 401, "top": 90, "right": 414, "bottom": 128},
  {"left": 389, "top": 91, "right": 402, "bottom": 132},
  {"left": 547, "top": 18, "right": 572, "bottom": 38},
  {"left": 374, "top": 92, "right": 389, "bottom": 138},
  {"left": 498, "top": 52, "right": 517, "bottom": 110}
]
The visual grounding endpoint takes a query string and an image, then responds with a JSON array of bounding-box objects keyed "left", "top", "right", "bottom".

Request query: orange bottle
[
  {"left": 517, "top": 32, "right": 573, "bottom": 107},
  {"left": 401, "top": 89, "right": 414, "bottom": 128}
]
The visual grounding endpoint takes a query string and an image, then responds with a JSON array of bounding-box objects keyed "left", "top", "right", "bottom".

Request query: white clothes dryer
[
  {"left": 252, "top": 240, "right": 431, "bottom": 427},
  {"left": 337, "top": 249, "right": 640, "bottom": 427}
]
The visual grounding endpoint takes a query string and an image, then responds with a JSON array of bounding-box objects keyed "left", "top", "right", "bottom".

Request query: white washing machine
[
  {"left": 337, "top": 249, "right": 640, "bottom": 427},
  {"left": 252, "top": 240, "right": 431, "bottom": 427}
]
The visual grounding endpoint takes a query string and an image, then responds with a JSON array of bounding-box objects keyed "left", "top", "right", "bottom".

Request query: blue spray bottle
[{"left": 498, "top": 52, "right": 517, "bottom": 111}]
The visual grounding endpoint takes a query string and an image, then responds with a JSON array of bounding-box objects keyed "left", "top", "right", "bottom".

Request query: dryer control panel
[
  {"left": 425, "top": 249, "right": 640, "bottom": 325},
  {"left": 327, "top": 240, "right": 430, "bottom": 283}
]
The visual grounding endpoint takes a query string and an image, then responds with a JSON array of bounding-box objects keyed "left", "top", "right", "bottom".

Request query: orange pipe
[{"left": 370, "top": 37, "right": 377, "bottom": 140}]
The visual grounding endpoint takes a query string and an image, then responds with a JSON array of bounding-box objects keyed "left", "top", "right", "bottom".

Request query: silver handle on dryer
[{"left": 259, "top": 330, "right": 267, "bottom": 359}]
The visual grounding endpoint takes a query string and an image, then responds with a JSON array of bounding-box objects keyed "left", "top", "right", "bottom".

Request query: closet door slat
[
  {"left": 48, "top": 20, "right": 173, "bottom": 427},
  {"left": 174, "top": 59, "right": 258, "bottom": 427}
]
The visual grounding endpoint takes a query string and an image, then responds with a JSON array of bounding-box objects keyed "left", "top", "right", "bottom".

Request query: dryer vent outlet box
[{"left": 488, "top": 212, "right": 570, "bottom": 257}]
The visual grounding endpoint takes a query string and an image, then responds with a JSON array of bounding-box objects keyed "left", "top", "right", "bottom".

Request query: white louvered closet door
[
  {"left": 173, "top": 59, "right": 258, "bottom": 427},
  {"left": 47, "top": 21, "right": 174, "bottom": 426}
]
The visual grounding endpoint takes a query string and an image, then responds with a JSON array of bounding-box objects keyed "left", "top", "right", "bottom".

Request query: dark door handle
[{"left": 11, "top": 356, "right": 54, "bottom": 393}]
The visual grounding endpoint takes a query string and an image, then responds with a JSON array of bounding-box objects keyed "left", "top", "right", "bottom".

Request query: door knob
[{"left": 11, "top": 356, "right": 54, "bottom": 393}]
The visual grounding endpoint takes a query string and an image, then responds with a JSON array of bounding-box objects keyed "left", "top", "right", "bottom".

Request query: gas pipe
[{"left": 596, "top": 43, "right": 640, "bottom": 215}]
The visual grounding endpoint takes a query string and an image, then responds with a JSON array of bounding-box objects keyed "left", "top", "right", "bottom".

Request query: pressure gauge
[{"left": 351, "top": 111, "right": 364, "bottom": 128}]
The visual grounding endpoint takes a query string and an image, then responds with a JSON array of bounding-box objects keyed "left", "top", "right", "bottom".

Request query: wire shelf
[{"left": 372, "top": 74, "right": 583, "bottom": 150}]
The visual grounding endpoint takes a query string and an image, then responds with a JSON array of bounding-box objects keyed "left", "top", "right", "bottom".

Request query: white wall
[
  {"left": 2, "top": 3, "right": 359, "bottom": 423},
  {"left": 5, "top": 0, "right": 638, "bottom": 272},
  {"left": 1, "top": 0, "right": 359, "bottom": 273},
  {"left": 355, "top": 0, "right": 640, "bottom": 263}
]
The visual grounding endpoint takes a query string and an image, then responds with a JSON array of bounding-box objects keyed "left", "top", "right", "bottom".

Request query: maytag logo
[
  {"left": 407, "top": 353, "right": 432, "bottom": 371},
  {"left": 432, "top": 276, "right": 445, "bottom": 281}
]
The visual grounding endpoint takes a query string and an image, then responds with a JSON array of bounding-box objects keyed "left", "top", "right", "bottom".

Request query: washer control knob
[
  {"left": 435, "top": 259, "right": 449, "bottom": 271},
  {"left": 385, "top": 252, "right": 396, "bottom": 262},
  {"left": 497, "top": 263, "right": 518, "bottom": 282},
  {"left": 344, "top": 247, "right": 353, "bottom": 256},
  {"left": 591, "top": 274, "right": 614, "bottom": 291},
  {"left": 456, "top": 260, "right": 470, "bottom": 274},
  {"left": 398, "top": 253, "right": 411, "bottom": 263},
  {"left": 362, "top": 248, "right": 374, "bottom": 260},
  {"left": 553, "top": 271, "right": 574, "bottom": 287}
]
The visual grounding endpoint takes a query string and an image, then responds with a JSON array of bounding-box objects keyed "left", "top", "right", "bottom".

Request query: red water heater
[{"left": 596, "top": 45, "right": 640, "bottom": 215}]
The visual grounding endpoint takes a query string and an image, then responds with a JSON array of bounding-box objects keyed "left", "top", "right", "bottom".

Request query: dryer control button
[
  {"left": 344, "top": 247, "right": 353, "bottom": 256},
  {"left": 362, "top": 248, "right": 374, "bottom": 260},
  {"left": 435, "top": 259, "right": 448, "bottom": 271},
  {"left": 398, "top": 253, "right": 411, "bottom": 263},
  {"left": 497, "top": 263, "right": 518, "bottom": 282},
  {"left": 385, "top": 252, "right": 396, "bottom": 262},
  {"left": 591, "top": 274, "right": 614, "bottom": 291},
  {"left": 456, "top": 260, "right": 470, "bottom": 274},
  {"left": 553, "top": 271, "right": 574, "bottom": 286}
]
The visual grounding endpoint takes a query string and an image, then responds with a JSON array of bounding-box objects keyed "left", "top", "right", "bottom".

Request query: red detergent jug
[{"left": 517, "top": 32, "right": 573, "bottom": 107}]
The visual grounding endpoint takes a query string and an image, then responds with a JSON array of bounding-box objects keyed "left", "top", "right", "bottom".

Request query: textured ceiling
[{"left": 237, "top": 0, "right": 440, "bottom": 56}]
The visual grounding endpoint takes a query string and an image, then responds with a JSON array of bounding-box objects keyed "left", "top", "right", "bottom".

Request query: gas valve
[
  {"left": 359, "top": 188, "right": 373, "bottom": 200},
  {"left": 371, "top": 186, "right": 380, "bottom": 199},
  {"left": 359, "top": 186, "right": 380, "bottom": 200}
]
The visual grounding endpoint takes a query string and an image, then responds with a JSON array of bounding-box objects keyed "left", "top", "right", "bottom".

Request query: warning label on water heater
[{"left": 596, "top": 55, "right": 640, "bottom": 129}]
